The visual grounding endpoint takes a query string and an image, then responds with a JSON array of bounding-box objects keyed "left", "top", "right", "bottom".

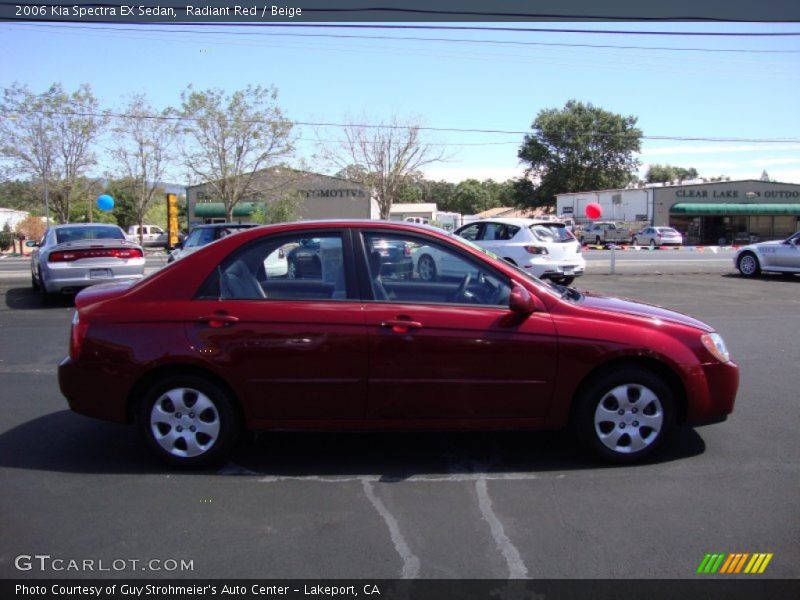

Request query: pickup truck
[
  {"left": 579, "top": 222, "right": 635, "bottom": 245},
  {"left": 125, "top": 225, "right": 169, "bottom": 248}
]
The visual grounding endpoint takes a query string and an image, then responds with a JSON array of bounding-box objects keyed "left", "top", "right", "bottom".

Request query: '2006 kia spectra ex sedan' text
[{"left": 58, "top": 220, "right": 739, "bottom": 468}]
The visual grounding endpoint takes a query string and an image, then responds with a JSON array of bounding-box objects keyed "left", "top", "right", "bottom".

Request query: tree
[
  {"left": 645, "top": 164, "right": 699, "bottom": 183},
  {"left": 319, "top": 115, "right": 448, "bottom": 219},
  {"left": 15, "top": 215, "right": 47, "bottom": 241},
  {"left": 179, "top": 85, "right": 293, "bottom": 222},
  {"left": 518, "top": 100, "right": 642, "bottom": 208},
  {"left": 453, "top": 179, "right": 495, "bottom": 215},
  {"left": 0, "top": 82, "right": 106, "bottom": 223},
  {"left": 111, "top": 94, "right": 177, "bottom": 244},
  {"left": 760, "top": 170, "right": 772, "bottom": 182}
]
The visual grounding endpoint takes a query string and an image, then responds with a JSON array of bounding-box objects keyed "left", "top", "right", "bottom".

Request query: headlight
[{"left": 701, "top": 332, "right": 731, "bottom": 363}]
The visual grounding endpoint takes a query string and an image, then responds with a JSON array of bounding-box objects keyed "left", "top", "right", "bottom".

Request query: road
[{"left": 0, "top": 263, "right": 798, "bottom": 582}]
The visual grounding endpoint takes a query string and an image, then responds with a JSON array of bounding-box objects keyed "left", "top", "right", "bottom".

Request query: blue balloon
[{"left": 96, "top": 194, "right": 114, "bottom": 211}]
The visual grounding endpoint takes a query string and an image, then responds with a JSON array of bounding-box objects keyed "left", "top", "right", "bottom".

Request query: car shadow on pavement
[
  {"left": 0, "top": 410, "right": 707, "bottom": 476},
  {"left": 4, "top": 286, "right": 75, "bottom": 310},
  {"left": 722, "top": 273, "right": 799, "bottom": 283}
]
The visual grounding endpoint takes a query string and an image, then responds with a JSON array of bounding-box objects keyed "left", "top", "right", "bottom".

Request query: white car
[
  {"left": 632, "top": 227, "right": 683, "bottom": 247},
  {"left": 454, "top": 218, "right": 585, "bottom": 285},
  {"left": 28, "top": 223, "right": 145, "bottom": 301},
  {"left": 735, "top": 231, "right": 800, "bottom": 277}
]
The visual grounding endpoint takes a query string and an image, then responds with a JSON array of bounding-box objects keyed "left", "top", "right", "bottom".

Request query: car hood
[{"left": 579, "top": 290, "right": 713, "bottom": 332}]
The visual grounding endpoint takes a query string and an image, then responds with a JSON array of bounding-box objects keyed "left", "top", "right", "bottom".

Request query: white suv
[{"left": 455, "top": 218, "right": 585, "bottom": 285}]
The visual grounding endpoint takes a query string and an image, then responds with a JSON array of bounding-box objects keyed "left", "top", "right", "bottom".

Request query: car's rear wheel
[
  {"left": 37, "top": 268, "right": 52, "bottom": 303},
  {"left": 139, "top": 375, "right": 241, "bottom": 469},
  {"left": 737, "top": 252, "right": 761, "bottom": 277},
  {"left": 417, "top": 254, "right": 437, "bottom": 281},
  {"left": 572, "top": 368, "right": 674, "bottom": 464}
]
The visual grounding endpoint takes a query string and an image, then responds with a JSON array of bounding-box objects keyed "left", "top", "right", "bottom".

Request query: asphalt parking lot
[{"left": 0, "top": 257, "right": 798, "bottom": 581}]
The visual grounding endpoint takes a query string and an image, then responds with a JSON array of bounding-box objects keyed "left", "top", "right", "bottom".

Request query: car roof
[
  {"left": 463, "top": 217, "right": 566, "bottom": 227},
  {"left": 51, "top": 223, "right": 122, "bottom": 229}
]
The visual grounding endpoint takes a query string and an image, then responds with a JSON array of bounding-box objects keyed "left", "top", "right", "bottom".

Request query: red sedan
[{"left": 58, "top": 220, "right": 738, "bottom": 467}]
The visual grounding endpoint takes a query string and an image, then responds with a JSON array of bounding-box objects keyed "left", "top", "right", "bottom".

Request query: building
[
  {"left": 557, "top": 180, "right": 800, "bottom": 245},
  {"left": 0, "top": 208, "right": 29, "bottom": 231},
  {"left": 186, "top": 169, "right": 378, "bottom": 227}
]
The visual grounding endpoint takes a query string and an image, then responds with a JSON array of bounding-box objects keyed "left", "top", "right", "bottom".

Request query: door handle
[
  {"left": 198, "top": 313, "right": 239, "bottom": 328},
  {"left": 381, "top": 320, "right": 423, "bottom": 334}
]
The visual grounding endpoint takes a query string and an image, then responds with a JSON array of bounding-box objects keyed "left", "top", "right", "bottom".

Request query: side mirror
[
  {"left": 25, "top": 240, "right": 39, "bottom": 248},
  {"left": 509, "top": 282, "right": 543, "bottom": 316}
]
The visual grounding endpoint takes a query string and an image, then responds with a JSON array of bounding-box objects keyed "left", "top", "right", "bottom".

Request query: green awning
[
  {"left": 670, "top": 203, "right": 800, "bottom": 216},
  {"left": 193, "top": 202, "right": 265, "bottom": 218}
]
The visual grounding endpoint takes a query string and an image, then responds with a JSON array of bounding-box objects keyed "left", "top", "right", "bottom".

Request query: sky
[{"left": 1, "top": 19, "right": 799, "bottom": 186}]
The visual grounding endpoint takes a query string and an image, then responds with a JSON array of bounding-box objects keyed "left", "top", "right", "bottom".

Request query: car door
[
  {"left": 358, "top": 229, "right": 558, "bottom": 421},
  {"left": 185, "top": 229, "right": 368, "bottom": 422},
  {"left": 770, "top": 234, "right": 800, "bottom": 268}
]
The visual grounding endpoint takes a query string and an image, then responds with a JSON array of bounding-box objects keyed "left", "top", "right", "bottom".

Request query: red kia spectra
[{"left": 58, "top": 220, "right": 738, "bottom": 468}]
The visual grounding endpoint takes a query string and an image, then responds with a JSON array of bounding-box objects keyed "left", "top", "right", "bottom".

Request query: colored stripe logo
[{"left": 697, "top": 553, "right": 773, "bottom": 574}]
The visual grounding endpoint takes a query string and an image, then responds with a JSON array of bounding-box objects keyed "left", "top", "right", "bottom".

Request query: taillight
[
  {"left": 525, "top": 246, "right": 549, "bottom": 255},
  {"left": 69, "top": 311, "right": 89, "bottom": 360},
  {"left": 50, "top": 248, "right": 144, "bottom": 262},
  {"left": 403, "top": 245, "right": 412, "bottom": 257}
]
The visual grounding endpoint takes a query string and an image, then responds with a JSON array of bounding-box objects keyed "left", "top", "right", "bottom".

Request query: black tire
[
  {"left": 737, "top": 252, "right": 761, "bottom": 278},
  {"left": 417, "top": 254, "right": 438, "bottom": 282},
  {"left": 138, "top": 374, "right": 242, "bottom": 469},
  {"left": 37, "top": 268, "right": 53, "bottom": 304},
  {"left": 571, "top": 368, "right": 675, "bottom": 464},
  {"left": 595, "top": 236, "right": 602, "bottom": 245},
  {"left": 550, "top": 276, "right": 575, "bottom": 286},
  {"left": 649, "top": 239, "right": 657, "bottom": 249},
  {"left": 31, "top": 272, "right": 40, "bottom": 291}
]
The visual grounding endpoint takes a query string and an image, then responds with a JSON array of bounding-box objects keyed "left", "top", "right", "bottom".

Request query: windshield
[
  {"left": 529, "top": 223, "right": 573, "bottom": 243},
  {"left": 55, "top": 226, "right": 124, "bottom": 244}
]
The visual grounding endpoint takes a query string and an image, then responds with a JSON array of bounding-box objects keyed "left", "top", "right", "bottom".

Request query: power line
[
  {"left": 4, "top": 19, "right": 800, "bottom": 36},
  {"left": 10, "top": 22, "right": 800, "bottom": 54},
  {"left": 4, "top": 107, "right": 800, "bottom": 144}
]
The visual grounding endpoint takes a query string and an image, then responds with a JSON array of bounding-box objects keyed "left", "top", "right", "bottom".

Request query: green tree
[
  {"left": 0, "top": 179, "right": 39, "bottom": 212},
  {"left": 0, "top": 82, "right": 106, "bottom": 223},
  {"left": 105, "top": 178, "right": 139, "bottom": 230},
  {"left": 453, "top": 179, "right": 494, "bottom": 214},
  {"left": 518, "top": 100, "right": 642, "bottom": 209},
  {"left": 179, "top": 85, "right": 294, "bottom": 222},
  {"left": 645, "top": 164, "right": 699, "bottom": 183}
]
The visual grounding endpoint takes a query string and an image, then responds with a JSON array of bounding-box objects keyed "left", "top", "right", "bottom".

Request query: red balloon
[{"left": 585, "top": 203, "right": 603, "bottom": 220}]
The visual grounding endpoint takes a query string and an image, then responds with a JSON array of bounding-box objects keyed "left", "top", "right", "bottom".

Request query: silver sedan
[
  {"left": 29, "top": 223, "right": 146, "bottom": 300},
  {"left": 735, "top": 231, "right": 800, "bottom": 277}
]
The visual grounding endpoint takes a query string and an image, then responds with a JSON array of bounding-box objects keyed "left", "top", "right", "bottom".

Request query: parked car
[
  {"left": 287, "top": 237, "right": 412, "bottom": 281},
  {"left": 28, "top": 223, "right": 145, "bottom": 302},
  {"left": 632, "top": 227, "right": 683, "bottom": 247},
  {"left": 169, "top": 222, "right": 287, "bottom": 277},
  {"left": 59, "top": 220, "right": 738, "bottom": 468},
  {"left": 168, "top": 223, "right": 256, "bottom": 263},
  {"left": 125, "top": 224, "right": 169, "bottom": 248},
  {"left": 455, "top": 218, "right": 585, "bottom": 285},
  {"left": 579, "top": 222, "right": 636, "bottom": 245},
  {"left": 734, "top": 231, "right": 800, "bottom": 277}
]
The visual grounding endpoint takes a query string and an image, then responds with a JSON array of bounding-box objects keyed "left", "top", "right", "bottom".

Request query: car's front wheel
[
  {"left": 417, "top": 254, "right": 437, "bottom": 281},
  {"left": 139, "top": 375, "right": 241, "bottom": 468},
  {"left": 572, "top": 368, "right": 674, "bottom": 463},
  {"left": 737, "top": 252, "right": 761, "bottom": 277}
]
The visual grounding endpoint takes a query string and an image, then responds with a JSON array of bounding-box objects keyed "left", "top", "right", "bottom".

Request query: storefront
[
  {"left": 186, "top": 169, "right": 377, "bottom": 227},
  {"left": 653, "top": 181, "right": 800, "bottom": 245}
]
